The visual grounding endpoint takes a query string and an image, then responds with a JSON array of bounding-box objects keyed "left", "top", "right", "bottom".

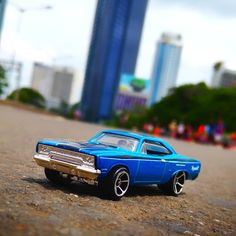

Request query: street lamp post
[{"left": 8, "top": 2, "right": 53, "bottom": 100}]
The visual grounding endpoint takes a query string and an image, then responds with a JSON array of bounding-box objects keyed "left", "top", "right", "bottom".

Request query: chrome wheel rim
[
  {"left": 114, "top": 171, "right": 129, "bottom": 197},
  {"left": 173, "top": 172, "right": 185, "bottom": 195}
]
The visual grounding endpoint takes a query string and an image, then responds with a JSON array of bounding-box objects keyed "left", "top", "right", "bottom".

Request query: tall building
[
  {"left": 211, "top": 63, "right": 236, "bottom": 88},
  {"left": 81, "top": 0, "right": 148, "bottom": 122},
  {"left": 31, "top": 63, "right": 82, "bottom": 108},
  {"left": 0, "top": 0, "right": 6, "bottom": 44},
  {"left": 149, "top": 33, "right": 182, "bottom": 105}
]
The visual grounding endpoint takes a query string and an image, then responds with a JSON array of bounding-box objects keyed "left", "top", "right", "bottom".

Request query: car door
[{"left": 135, "top": 140, "right": 171, "bottom": 183}]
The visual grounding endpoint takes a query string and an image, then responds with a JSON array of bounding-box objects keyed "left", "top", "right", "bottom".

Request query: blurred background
[{"left": 0, "top": 0, "right": 236, "bottom": 148}]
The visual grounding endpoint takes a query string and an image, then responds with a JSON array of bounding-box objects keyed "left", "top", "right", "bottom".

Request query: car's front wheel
[
  {"left": 99, "top": 167, "right": 130, "bottom": 200},
  {"left": 159, "top": 171, "right": 186, "bottom": 196},
  {"left": 44, "top": 168, "right": 71, "bottom": 185}
]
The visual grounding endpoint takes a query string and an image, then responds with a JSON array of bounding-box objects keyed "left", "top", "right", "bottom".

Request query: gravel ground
[{"left": 0, "top": 104, "right": 235, "bottom": 236}]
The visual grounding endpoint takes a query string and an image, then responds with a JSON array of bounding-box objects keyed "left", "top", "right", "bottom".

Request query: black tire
[
  {"left": 159, "top": 171, "right": 185, "bottom": 196},
  {"left": 99, "top": 167, "right": 130, "bottom": 200},
  {"left": 44, "top": 168, "right": 71, "bottom": 185}
]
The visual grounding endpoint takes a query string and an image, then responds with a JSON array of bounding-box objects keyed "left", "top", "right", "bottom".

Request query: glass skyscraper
[
  {"left": 149, "top": 33, "right": 182, "bottom": 105},
  {"left": 81, "top": 0, "right": 148, "bottom": 122},
  {"left": 0, "top": 0, "right": 6, "bottom": 44}
]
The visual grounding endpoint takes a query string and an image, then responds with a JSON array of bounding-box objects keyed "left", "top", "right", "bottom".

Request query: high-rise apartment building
[
  {"left": 149, "top": 33, "right": 182, "bottom": 105},
  {"left": 31, "top": 63, "right": 82, "bottom": 108},
  {"left": 81, "top": 0, "right": 148, "bottom": 122},
  {"left": 211, "top": 63, "right": 236, "bottom": 88}
]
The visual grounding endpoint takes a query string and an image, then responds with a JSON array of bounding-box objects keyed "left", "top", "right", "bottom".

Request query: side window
[{"left": 141, "top": 141, "right": 171, "bottom": 156}]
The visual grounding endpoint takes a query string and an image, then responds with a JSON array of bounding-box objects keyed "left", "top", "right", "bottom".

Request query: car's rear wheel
[
  {"left": 99, "top": 167, "right": 130, "bottom": 200},
  {"left": 159, "top": 171, "right": 185, "bottom": 196},
  {"left": 44, "top": 168, "right": 71, "bottom": 185}
]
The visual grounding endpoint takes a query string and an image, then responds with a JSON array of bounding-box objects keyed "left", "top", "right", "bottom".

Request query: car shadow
[
  {"left": 127, "top": 185, "right": 164, "bottom": 197},
  {"left": 23, "top": 177, "right": 99, "bottom": 197},
  {"left": 23, "top": 177, "right": 167, "bottom": 199}
]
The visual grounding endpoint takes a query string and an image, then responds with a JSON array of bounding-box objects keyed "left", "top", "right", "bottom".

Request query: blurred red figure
[
  {"left": 197, "top": 124, "right": 205, "bottom": 134},
  {"left": 230, "top": 132, "right": 236, "bottom": 141},
  {"left": 153, "top": 125, "right": 161, "bottom": 136},
  {"left": 195, "top": 124, "right": 207, "bottom": 143}
]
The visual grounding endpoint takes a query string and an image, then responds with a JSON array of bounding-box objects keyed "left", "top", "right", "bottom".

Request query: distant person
[
  {"left": 208, "top": 122, "right": 215, "bottom": 143},
  {"left": 196, "top": 124, "right": 207, "bottom": 143},
  {"left": 74, "top": 110, "right": 81, "bottom": 120},
  {"left": 153, "top": 124, "right": 161, "bottom": 136},
  {"left": 214, "top": 119, "right": 224, "bottom": 143},
  {"left": 169, "top": 120, "right": 177, "bottom": 138},
  {"left": 184, "top": 124, "right": 193, "bottom": 141},
  {"left": 143, "top": 123, "right": 149, "bottom": 133},
  {"left": 177, "top": 122, "right": 185, "bottom": 139},
  {"left": 147, "top": 123, "right": 154, "bottom": 134}
]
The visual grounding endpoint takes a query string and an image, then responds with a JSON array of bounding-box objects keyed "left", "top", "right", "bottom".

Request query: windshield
[{"left": 93, "top": 133, "right": 139, "bottom": 152}]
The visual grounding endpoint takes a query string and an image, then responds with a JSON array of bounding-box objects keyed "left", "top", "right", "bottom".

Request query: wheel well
[
  {"left": 172, "top": 170, "right": 188, "bottom": 179},
  {"left": 108, "top": 165, "right": 129, "bottom": 174},
  {"left": 184, "top": 171, "right": 189, "bottom": 179}
]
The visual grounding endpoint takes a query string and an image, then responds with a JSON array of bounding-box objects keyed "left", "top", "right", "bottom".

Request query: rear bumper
[{"left": 34, "top": 154, "right": 101, "bottom": 180}]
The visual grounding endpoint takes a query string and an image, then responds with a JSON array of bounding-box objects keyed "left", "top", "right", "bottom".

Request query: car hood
[{"left": 38, "top": 139, "right": 130, "bottom": 156}]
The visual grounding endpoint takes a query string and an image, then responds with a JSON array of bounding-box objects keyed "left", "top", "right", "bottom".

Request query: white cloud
[
  {"left": 1, "top": 31, "right": 54, "bottom": 62},
  {"left": 0, "top": 0, "right": 97, "bottom": 90},
  {"left": 1, "top": 0, "right": 236, "bottom": 91},
  {"left": 136, "top": 0, "right": 236, "bottom": 85}
]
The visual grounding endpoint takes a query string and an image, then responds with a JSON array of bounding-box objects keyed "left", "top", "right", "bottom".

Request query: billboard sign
[{"left": 115, "top": 74, "right": 150, "bottom": 111}]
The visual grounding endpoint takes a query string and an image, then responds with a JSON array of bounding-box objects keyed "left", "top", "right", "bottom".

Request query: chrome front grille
[
  {"left": 50, "top": 152, "right": 83, "bottom": 165},
  {"left": 48, "top": 147, "right": 88, "bottom": 166}
]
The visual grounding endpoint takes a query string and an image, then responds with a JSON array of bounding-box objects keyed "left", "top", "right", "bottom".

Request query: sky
[{"left": 1, "top": 0, "right": 236, "bottom": 95}]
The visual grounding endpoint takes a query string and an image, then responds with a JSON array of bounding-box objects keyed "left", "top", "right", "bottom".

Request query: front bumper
[{"left": 34, "top": 154, "right": 101, "bottom": 180}]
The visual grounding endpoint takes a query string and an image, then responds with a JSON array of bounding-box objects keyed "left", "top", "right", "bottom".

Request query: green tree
[
  {"left": 7, "top": 87, "right": 46, "bottom": 108},
  {"left": 0, "top": 65, "right": 8, "bottom": 96},
  {"left": 110, "top": 82, "right": 236, "bottom": 132},
  {"left": 214, "top": 61, "right": 223, "bottom": 71}
]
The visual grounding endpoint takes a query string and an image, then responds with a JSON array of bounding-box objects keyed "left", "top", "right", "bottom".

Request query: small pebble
[
  {"left": 184, "top": 231, "right": 193, "bottom": 235},
  {"left": 214, "top": 219, "right": 220, "bottom": 223},
  {"left": 69, "top": 193, "right": 78, "bottom": 198}
]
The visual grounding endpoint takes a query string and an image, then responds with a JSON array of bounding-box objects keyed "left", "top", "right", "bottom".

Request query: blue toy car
[{"left": 34, "top": 130, "right": 201, "bottom": 200}]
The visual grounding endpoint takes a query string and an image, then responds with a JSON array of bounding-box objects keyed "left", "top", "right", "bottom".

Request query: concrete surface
[{"left": 0, "top": 105, "right": 235, "bottom": 235}]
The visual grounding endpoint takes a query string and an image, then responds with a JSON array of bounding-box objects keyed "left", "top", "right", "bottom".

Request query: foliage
[
  {"left": 111, "top": 83, "right": 236, "bottom": 132},
  {"left": 0, "top": 65, "right": 8, "bottom": 96},
  {"left": 214, "top": 61, "right": 223, "bottom": 71},
  {"left": 7, "top": 87, "right": 46, "bottom": 108},
  {"left": 50, "top": 102, "right": 80, "bottom": 119}
]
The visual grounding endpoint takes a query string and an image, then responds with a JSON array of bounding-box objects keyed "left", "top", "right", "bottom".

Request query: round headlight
[
  {"left": 38, "top": 144, "right": 50, "bottom": 154},
  {"left": 83, "top": 155, "right": 94, "bottom": 166}
]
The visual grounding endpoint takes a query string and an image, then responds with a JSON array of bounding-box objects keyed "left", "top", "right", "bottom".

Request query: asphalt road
[{"left": 0, "top": 104, "right": 235, "bottom": 236}]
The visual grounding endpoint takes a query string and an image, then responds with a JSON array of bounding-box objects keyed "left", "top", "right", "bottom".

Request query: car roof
[{"left": 103, "top": 129, "right": 167, "bottom": 143}]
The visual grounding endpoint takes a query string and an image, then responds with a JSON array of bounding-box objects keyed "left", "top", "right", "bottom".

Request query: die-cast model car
[{"left": 34, "top": 130, "right": 201, "bottom": 200}]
